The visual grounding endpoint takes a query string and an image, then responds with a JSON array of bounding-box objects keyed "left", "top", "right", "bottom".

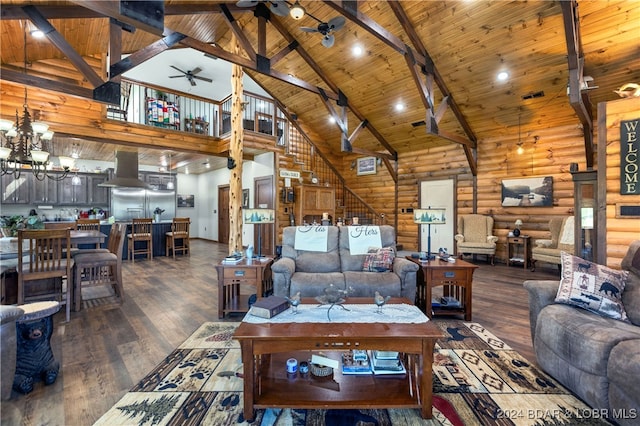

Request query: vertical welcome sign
[{"left": 621, "top": 118, "right": 640, "bottom": 195}]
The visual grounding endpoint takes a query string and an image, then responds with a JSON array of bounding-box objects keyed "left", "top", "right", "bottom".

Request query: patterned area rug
[{"left": 94, "top": 320, "right": 610, "bottom": 426}]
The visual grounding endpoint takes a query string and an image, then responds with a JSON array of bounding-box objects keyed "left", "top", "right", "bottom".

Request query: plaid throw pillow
[
  {"left": 362, "top": 246, "right": 395, "bottom": 272},
  {"left": 555, "top": 251, "right": 630, "bottom": 322}
]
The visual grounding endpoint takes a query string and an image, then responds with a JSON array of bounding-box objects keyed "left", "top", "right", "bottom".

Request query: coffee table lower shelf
[{"left": 253, "top": 351, "right": 421, "bottom": 411}]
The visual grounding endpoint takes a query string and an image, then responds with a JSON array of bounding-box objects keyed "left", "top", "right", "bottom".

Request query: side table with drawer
[
  {"left": 408, "top": 257, "right": 478, "bottom": 321},
  {"left": 215, "top": 258, "right": 273, "bottom": 319},
  {"left": 507, "top": 235, "right": 531, "bottom": 269}
]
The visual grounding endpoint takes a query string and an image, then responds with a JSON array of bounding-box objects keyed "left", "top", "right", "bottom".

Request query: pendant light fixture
[{"left": 166, "top": 152, "right": 175, "bottom": 190}]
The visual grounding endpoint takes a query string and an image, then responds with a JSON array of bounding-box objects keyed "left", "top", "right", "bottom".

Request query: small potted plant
[{"left": 153, "top": 207, "right": 165, "bottom": 223}]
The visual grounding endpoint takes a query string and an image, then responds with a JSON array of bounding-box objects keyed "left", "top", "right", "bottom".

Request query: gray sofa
[
  {"left": 272, "top": 225, "right": 418, "bottom": 301},
  {"left": 524, "top": 240, "right": 640, "bottom": 425}
]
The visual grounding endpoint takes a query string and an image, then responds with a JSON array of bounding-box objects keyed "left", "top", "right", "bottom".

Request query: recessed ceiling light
[
  {"left": 497, "top": 71, "right": 509, "bottom": 81},
  {"left": 328, "top": 116, "right": 336, "bottom": 124},
  {"left": 395, "top": 102, "right": 405, "bottom": 112},
  {"left": 352, "top": 45, "right": 363, "bottom": 57},
  {"left": 30, "top": 29, "right": 44, "bottom": 39}
]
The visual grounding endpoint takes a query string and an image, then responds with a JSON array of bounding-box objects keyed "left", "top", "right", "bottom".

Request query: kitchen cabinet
[
  {"left": 89, "top": 175, "right": 109, "bottom": 205},
  {"left": 30, "top": 176, "right": 58, "bottom": 204},
  {"left": 1, "top": 174, "right": 30, "bottom": 204},
  {"left": 144, "top": 173, "right": 174, "bottom": 190},
  {"left": 58, "top": 175, "right": 88, "bottom": 204},
  {"left": 295, "top": 185, "right": 335, "bottom": 225}
]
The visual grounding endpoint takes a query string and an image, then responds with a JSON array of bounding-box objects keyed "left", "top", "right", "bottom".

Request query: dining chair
[
  {"left": 165, "top": 218, "right": 190, "bottom": 259},
  {"left": 75, "top": 218, "right": 101, "bottom": 249},
  {"left": 17, "top": 229, "right": 73, "bottom": 322},
  {"left": 128, "top": 218, "right": 153, "bottom": 262},
  {"left": 72, "top": 223, "right": 126, "bottom": 311}
]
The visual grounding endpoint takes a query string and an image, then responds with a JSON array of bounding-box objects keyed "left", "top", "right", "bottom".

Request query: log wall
[{"left": 598, "top": 97, "right": 640, "bottom": 268}]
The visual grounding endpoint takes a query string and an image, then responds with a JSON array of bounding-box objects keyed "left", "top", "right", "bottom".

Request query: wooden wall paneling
[{"left": 598, "top": 97, "right": 640, "bottom": 268}]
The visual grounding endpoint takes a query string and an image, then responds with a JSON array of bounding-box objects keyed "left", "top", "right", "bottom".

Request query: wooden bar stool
[
  {"left": 75, "top": 218, "right": 101, "bottom": 249},
  {"left": 165, "top": 218, "right": 190, "bottom": 259},
  {"left": 127, "top": 218, "right": 153, "bottom": 262},
  {"left": 73, "top": 223, "right": 126, "bottom": 311}
]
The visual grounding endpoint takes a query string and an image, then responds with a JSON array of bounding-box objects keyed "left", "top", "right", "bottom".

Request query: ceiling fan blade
[
  {"left": 321, "top": 34, "right": 335, "bottom": 48},
  {"left": 189, "top": 79, "right": 197, "bottom": 87},
  {"left": 269, "top": 1, "right": 289, "bottom": 16},
  {"left": 300, "top": 26, "right": 319, "bottom": 33},
  {"left": 328, "top": 16, "right": 346, "bottom": 31},
  {"left": 236, "top": 0, "right": 259, "bottom": 7},
  {"left": 191, "top": 67, "right": 202, "bottom": 75},
  {"left": 170, "top": 65, "right": 187, "bottom": 74},
  {"left": 194, "top": 76, "right": 213, "bottom": 83},
  {"left": 169, "top": 75, "right": 186, "bottom": 78}
]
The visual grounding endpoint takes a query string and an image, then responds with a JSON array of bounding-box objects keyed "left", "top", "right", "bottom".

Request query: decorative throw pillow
[
  {"left": 362, "top": 246, "right": 395, "bottom": 272},
  {"left": 555, "top": 251, "right": 630, "bottom": 322}
]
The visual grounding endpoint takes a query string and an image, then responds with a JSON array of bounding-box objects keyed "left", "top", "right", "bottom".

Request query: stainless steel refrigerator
[{"left": 110, "top": 188, "right": 176, "bottom": 221}]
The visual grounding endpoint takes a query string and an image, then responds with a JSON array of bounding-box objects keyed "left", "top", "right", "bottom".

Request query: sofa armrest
[
  {"left": 271, "top": 257, "right": 295, "bottom": 297},
  {"left": 393, "top": 257, "right": 419, "bottom": 301},
  {"left": 454, "top": 234, "right": 465, "bottom": 243},
  {"left": 487, "top": 235, "right": 498, "bottom": 244},
  {"left": 535, "top": 239, "right": 553, "bottom": 248},
  {"left": 523, "top": 280, "right": 560, "bottom": 343}
]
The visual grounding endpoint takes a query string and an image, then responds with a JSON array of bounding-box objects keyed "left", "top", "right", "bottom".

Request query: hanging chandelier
[{"left": 0, "top": 21, "right": 74, "bottom": 181}]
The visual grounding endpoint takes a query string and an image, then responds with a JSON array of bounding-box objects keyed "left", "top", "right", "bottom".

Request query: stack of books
[
  {"left": 370, "top": 350, "right": 406, "bottom": 375},
  {"left": 222, "top": 254, "right": 244, "bottom": 264}
]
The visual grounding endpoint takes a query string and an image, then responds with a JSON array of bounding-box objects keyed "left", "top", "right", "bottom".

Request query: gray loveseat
[
  {"left": 271, "top": 225, "right": 418, "bottom": 301},
  {"left": 524, "top": 241, "right": 640, "bottom": 425}
]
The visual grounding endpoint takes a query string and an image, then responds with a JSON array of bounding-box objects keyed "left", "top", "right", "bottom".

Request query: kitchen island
[{"left": 99, "top": 221, "right": 174, "bottom": 260}]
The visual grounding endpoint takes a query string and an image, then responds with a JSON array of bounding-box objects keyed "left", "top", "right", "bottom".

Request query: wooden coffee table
[{"left": 233, "top": 297, "right": 443, "bottom": 421}]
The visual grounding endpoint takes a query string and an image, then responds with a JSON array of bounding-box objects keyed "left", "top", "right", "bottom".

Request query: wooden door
[
  {"left": 254, "top": 176, "right": 274, "bottom": 256},
  {"left": 218, "top": 185, "right": 230, "bottom": 244},
  {"left": 419, "top": 179, "right": 456, "bottom": 255}
]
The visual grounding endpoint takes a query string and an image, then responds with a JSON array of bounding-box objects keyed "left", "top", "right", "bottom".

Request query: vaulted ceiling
[{"left": 1, "top": 1, "right": 638, "bottom": 174}]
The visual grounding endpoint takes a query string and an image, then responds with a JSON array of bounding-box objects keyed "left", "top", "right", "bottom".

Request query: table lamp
[
  {"left": 514, "top": 219, "right": 523, "bottom": 236},
  {"left": 243, "top": 208, "right": 275, "bottom": 258},
  {"left": 413, "top": 208, "right": 446, "bottom": 260}
]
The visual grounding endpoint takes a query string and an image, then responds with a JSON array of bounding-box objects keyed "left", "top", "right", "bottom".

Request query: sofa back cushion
[
  {"left": 339, "top": 225, "right": 396, "bottom": 271},
  {"left": 281, "top": 226, "right": 341, "bottom": 273},
  {"left": 621, "top": 240, "right": 640, "bottom": 326}
]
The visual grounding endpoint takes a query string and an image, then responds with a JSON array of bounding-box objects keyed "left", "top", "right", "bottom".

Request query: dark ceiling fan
[
  {"left": 168, "top": 66, "right": 213, "bottom": 86},
  {"left": 300, "top": 16, "right": 346, "bottom": 48},
  {"left": 236, "top": 0, "right": 289, "bottom": 16}
]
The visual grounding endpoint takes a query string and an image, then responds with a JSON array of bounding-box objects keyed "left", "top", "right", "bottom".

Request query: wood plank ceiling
[{"left": 0, "top": 1, "right": 638, "bottom": 175}]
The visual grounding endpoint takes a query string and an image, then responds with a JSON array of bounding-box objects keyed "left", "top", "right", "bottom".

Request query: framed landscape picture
[
  {"left": 501, "top": 176, "right": 553, "bottom": 207},
  {"left": 357, "top": 157, "right": 376, "bottom": 175},
  {"left": 177, "top": 194, "right": 195, "bottom": 208}
]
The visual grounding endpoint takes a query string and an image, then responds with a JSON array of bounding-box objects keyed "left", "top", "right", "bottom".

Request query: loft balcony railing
[{"left": 106, "top": 79, "right": 382, "bottom": 225}]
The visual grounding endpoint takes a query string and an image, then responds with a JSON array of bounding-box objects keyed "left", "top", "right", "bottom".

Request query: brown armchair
[{"left": 455, "top": 214, "right": 498, "bottom": 265}]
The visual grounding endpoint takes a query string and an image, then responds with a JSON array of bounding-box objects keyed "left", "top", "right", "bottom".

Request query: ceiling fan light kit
[{"left": 289, "top": 1, "right": 305, "bottom": 20}]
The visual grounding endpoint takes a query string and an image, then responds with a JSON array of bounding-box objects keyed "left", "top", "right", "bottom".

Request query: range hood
[{"left": 98, "top": 151, "right": 150, "bottom": 188}]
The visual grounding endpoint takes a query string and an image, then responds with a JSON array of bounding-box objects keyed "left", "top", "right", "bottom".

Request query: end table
[
  {"left": 215, "top": 258, "right": 273, "bottom": 319},
  {"left": 508, "top": 236, "right": 531, "bottom": 269}
]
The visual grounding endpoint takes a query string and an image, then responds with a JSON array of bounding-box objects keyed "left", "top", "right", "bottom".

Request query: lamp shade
[
  {"left": 413, "top": 208, "right": 446, "bottom": 224},
  {"left": 30, "top": 150, "right": 50, "bottom": 163},
  {"left": 515, "top": 219, "right": 523, "bottom": 227},
  {"left": 244, "top": 208, "right": 275, "bottom": 224}
]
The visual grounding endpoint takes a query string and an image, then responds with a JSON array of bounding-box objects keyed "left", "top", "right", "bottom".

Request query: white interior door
[{"left": 420, "top": 179, "right": 455, "bottom": 255}]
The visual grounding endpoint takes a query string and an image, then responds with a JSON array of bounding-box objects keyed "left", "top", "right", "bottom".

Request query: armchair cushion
[{"left": 555, "top": 252, "right": 629, "bottom": 322}]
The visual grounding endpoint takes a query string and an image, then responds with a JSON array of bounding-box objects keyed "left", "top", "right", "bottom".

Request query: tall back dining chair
[
  {"left": 17, "top": 229, "right": 73, "bottom": 322},
  {"left": 73, "top": 223, "right": 126, "bottom": 311},
  {"left": 165, "top": 218, "right": 190, "bottom": 259},
  {"left": 128, "top": 218, "right": 153, "bottom": 262},
  {"left": 75, "top": 218, "right": 101, "bottom": 249}
]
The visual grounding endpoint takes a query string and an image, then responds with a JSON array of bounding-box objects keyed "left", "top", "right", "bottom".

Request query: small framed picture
[
  {"left": 177, "top": 194, "right": 195, "bottom": 208},
  {"left": 356, "top": 157, "right": 376, "bottom": 175},
  {"left": 242, "top": 189, "right": 250, "bottom": 208}
]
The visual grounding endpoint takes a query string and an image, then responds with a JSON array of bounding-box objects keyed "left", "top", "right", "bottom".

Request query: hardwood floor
[{"left": 1, "top": 240, "right": 559, "bottom": 425}]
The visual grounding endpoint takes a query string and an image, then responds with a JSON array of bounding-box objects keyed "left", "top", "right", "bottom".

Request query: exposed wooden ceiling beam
[
  {"left": 109, "top": 30, "right": 187, "bottom": 78},
  {"left": 22, "top": 5, "right": 104, "bottom": 88},
  {"left": 561, "top": 0, "right": 594, "bottom": 169},
  {"left": 219, "top": 4, "right": 257, "bottom": 62},
  {"left": 69, "top": 1, "right": 164, "bottom": 37}
]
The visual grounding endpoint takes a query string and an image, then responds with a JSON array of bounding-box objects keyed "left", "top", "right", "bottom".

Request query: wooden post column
[{"left": 228, "top": 36, "right": 244, "bottom": 255}]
